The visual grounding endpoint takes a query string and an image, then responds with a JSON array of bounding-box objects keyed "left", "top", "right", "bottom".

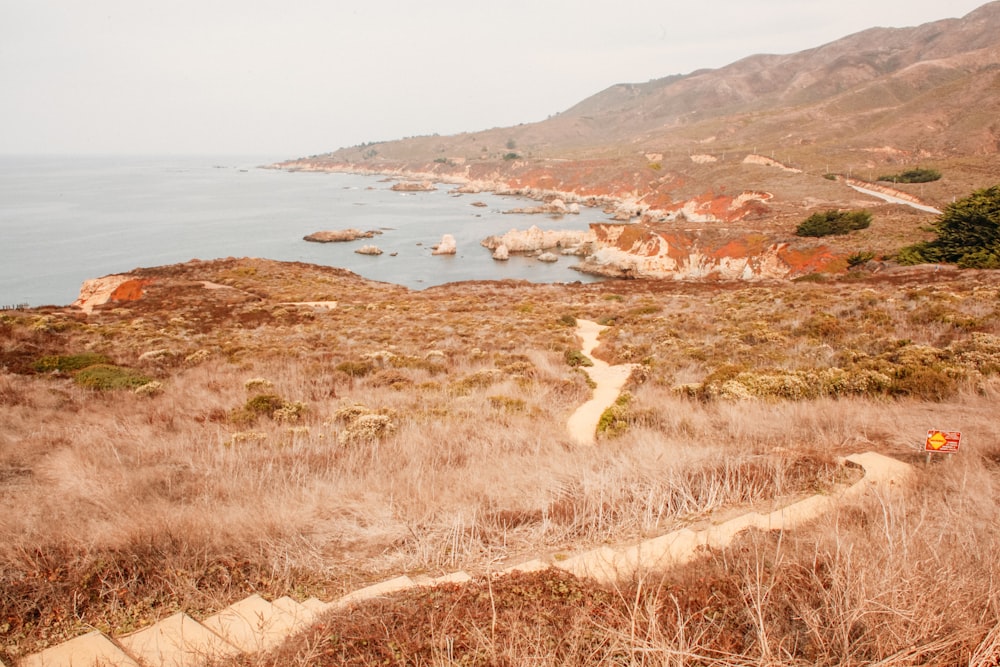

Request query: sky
[{"left": 0, "top": 0, "right": 991, "bottom": 158}]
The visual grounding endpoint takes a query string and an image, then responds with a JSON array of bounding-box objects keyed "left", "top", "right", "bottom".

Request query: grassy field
[{"left": 2, "top": 257, "right": 999, "bottom": 664}]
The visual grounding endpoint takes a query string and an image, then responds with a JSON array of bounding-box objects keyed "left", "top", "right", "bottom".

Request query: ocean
[{"left": 0, "top": 155, "right": 608, "bottom": 307}]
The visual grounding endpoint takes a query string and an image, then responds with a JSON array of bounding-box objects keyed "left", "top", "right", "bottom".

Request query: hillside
[
  {"left": 276, "top": 3, "right": 1000, "bottom": 281},
  {"left": 3, "top": 258, "right": 1000, "bottom": 664}
]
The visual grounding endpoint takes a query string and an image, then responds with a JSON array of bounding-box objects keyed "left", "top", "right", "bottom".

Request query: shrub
[
  {"left": 596, "top": 392, "right": 632, "bottom": 438},
  {"left": 795, "top": 209, "right": 872, "bottom": 237},
  {"left": 73, "top": 364, "right": 152, "bottom": 390},
  {"left": 335, "top": 360, "right": 375, "bottom": 377},
  {"left": 502, "top": 152, "right": 520, "bottom": 161},
  {"left": 847, "top": 251, "right": 876, "bottom": 268},
  {"left": 877, "top": 168, "right": 941, "bottom": 183},
  {"left": 897, "top": 185, "right": 1000, "bottom": 267},
  {"left": 338, "top": 413, "right": 395, "bottom": 445},
  {"left": 244, "top": 393, "right": 286, "bottom": 417},
  {"left": 488, "top": 395, "right": 526, "bottom": 413},
  {"left": 564, "top": 349, "right": 593, "bottom": 368},
  {"left": 34, "top": 353, "right": 110, "bottom": 374}
]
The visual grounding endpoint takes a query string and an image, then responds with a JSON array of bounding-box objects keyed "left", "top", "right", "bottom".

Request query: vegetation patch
[
  {"left": 564, "top": 349, "right": 593, "bottom": 367},
  {"left": 231, "top": 393, "right": 306, "bottom": 424},
  {"left": 596, "top": 391, "right": 632, "bottom": 438},
  {"left": 33, "top": 353, "right": 111, "bottom": 374},
  {"left": 795, "top": 209, "right": 872, "bottom": 237},
  {"left": 898, "top": 185, "right": 1000, "bottom": 268},
  {"left": 877, "top": 167, "right": 942, "bottom": 183},
  {"left": 73, "top": 364, "right": 152, "bottom": 391}
]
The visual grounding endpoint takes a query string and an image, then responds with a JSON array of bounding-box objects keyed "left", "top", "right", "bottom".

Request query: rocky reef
[{"left": 304, "top": 229, "right": 381, "bottom": 243}]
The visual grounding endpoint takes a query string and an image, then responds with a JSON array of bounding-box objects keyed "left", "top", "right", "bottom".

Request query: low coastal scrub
[{"left": 2, "top": 257, "right": 999, "bottom": 664}]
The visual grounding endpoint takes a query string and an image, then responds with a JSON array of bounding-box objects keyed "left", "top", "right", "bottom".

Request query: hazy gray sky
[{"left": 0, "top": 0, "right": 989, "bottom": 158}]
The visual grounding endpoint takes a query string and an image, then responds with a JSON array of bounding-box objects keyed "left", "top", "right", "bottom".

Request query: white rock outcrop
[
  {"left": 481, "top": 225, "right": 595, "bottom": 254},
  {"left": 432, "top": 234, "right": 457, "bottom": 255},
  {"left": 492, "top": 244, "right": 510, "bottom": 261}
]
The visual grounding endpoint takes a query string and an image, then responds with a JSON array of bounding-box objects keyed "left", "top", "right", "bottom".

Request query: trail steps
[{"left": 16, "top": 453, "right": 911, "bottom": 666}]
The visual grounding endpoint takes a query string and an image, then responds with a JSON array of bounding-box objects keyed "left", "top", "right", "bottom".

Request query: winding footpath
[{"left": 566, "top": 319, "right": 637, "bottom": 445}]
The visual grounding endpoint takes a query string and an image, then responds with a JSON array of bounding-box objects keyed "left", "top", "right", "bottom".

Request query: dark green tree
[
  {"left": 898, "top": 185, "right": 1000, "bottom": 268},
  {"left": 795, "top": 209, "right": 872, "bottom": 237}
]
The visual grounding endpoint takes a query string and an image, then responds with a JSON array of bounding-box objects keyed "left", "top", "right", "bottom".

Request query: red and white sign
[{"left": 925, "top": 430, "right": 961, "bottom": 453}]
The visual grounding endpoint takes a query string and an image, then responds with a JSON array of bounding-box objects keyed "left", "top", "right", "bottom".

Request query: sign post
[{"left": 925, "top": 430, "right": 961, "bottom": 463}]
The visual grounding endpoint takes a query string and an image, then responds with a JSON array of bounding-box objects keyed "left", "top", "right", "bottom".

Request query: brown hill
[
  {"left": 278, "top": 3, "right": 1000, "bottom": 279},
  {"left": 314, "top": 2, "right": 1000, "bottom": 168}
]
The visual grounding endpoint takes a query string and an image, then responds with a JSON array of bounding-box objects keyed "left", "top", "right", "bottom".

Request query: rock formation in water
[
  {"left": 304, "top": 229, "right": 381, "bottom": 243},
  {"left": 355, "top": 245, "right": 384, "bottom": 256},
  {"left": 481, "top": 225, "right": 595, "bottom": 254},
  {"left": 432, "top": 234, "right": 457, "bottom": 255},
  {"left": 391, "top": 181, "right": 435, "bottom": 192}
]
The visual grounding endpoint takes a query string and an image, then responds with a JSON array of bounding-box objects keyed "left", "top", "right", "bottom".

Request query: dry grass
[
  {"left": 227, "top": 450, "right": 1000, "bottom": 666},
  {"left": 1, "top": 258, "right": 999, "bottom": 664}
]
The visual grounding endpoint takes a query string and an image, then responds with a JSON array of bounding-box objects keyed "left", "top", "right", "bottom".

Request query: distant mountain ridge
[
  {"left": 300, "top": 2, "right": 1000, "bottom": 172},
  {"left": 531, "top": 1, "right": 1000, "bottom": 155}
]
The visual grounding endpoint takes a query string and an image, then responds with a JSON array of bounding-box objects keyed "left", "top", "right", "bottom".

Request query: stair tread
[
  {"left": 19, "top": 630, "right": 140, "bottom": 667},
  {"left": 333, "top": 575, "right": 416, "bottom": 608},
  {"left": 270, "top": 596, "right": 317, "bottom": 626},
  {"left": 201, "top": 593, "right": 300, "bottom": 654},
  {"left": 118, "top": 611, "right": 240, "bottom": 667}
]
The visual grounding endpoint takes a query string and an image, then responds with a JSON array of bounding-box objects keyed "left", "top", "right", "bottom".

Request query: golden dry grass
[{"left": 1, "top": 257, "right": 999, "bottom": 664}]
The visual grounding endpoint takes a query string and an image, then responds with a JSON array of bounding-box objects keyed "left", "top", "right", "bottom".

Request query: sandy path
[
  {"left": 566, "top": 319, "right": 636, "bottom": 445},
  {"left": 847, "top": 183, "right": 942, "bottom": 214}
]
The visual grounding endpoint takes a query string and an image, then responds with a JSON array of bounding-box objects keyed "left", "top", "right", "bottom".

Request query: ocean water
[{"left": 0, "top": 155, "right": 608, "bottom": 307}]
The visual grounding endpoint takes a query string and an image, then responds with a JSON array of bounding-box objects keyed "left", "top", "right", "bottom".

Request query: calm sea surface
[{"left": 0, "top": 155, "right": 608, "bottom": 307}]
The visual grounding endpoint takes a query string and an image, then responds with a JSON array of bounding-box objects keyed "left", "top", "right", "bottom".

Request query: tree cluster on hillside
[
  {"left": 795, "top": 210, "right": 872, "bottom": 237},
  {"left": 877, "top": 168, "right": 942, "bottom": 183},
  {"left": 898, "top": 185, "right": 1000, "bottom": 268}
]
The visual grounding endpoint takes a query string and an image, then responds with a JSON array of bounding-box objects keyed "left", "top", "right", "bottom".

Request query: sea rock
[
  {"left": 355, "top": 245, "right": 384, "bottom": 256},
  {"left": 537, "top": 252, "right": 559, "bottom": 263},
  {"left": 481, "top": 225, "right": 595, "bottom": 254},
  {"left": 492, "top": 244, "right": 510, "bottom": 261},
  {"left": 432, "top": 234, "right": 457, "bottom": 255},
  {"left": 391, "top": 181, "right": 435, "bottom": 192},
  {"left": 304, "top": 229, "right": 380, "bottom": 243},
  {"left": 471, "top": 201, "right": 488, "bottom": 208},
  {"left": 503, "top": 197, "right": 577, "bottom": 215}
]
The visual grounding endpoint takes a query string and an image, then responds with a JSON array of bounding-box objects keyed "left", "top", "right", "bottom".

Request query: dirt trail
[{"left": 566, "top": 319, "right": 636, "bottom": 445}]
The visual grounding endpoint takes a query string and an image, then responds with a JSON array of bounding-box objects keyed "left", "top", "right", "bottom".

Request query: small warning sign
[{"left": 925, "top": 430, "right": 961, "bottom": 453}]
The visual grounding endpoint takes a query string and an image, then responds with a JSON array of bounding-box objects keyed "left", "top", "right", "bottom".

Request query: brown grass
[{"left": 1, "top": 258, "right": 999, "bottom": 664}]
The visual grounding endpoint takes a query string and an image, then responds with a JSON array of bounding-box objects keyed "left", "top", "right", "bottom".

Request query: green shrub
[
  {"left": 73, "top": 364, "right": 152, "bottom": 390},
  {"left": 897, "top": 185, "right": 1000, "bottom": 267},
  {"left": 564, "top": 349, "right": 593, "bottom": 368},
  {"left": 795, "top": 210, "right": 872, "bottom": 237},
  {"left": 335, "top": 360, "right": 375, "bottom": 377},
  {"left": 34, "top": 353, "right": 110, "bottom": 373},
  {"left": 596, "top": 392, "right": 632, "bottom": 438},
  {"left": 503, "top": 152, "right": 520, "bottom": 160},
  {"left": 559, "top": 313, "right": 577, "bottom": 327},
  {"left": 877, "top": 168, "right": 941, "bottom": 184},
  {"left": 244, "top": 393, "right": 286, "bottom": 416},
  {"left": 847, "top": 251, "right": 876, "bottom": 268}
]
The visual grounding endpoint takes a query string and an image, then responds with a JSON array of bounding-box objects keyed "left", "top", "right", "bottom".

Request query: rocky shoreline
[{"left": 271, "top": 159, "right": 847, "bottom": 281}]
